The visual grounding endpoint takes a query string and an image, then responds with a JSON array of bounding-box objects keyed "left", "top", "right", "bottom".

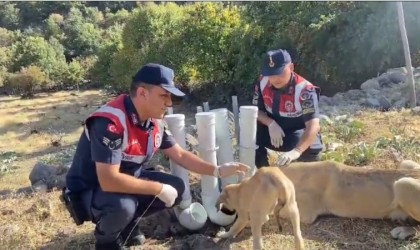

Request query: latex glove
[
  {"left": 268, "top": 121, "right": 285, "bottom": 148},
  {"left": 278, "top": 149, "right": 302, "bottom": 166},
  {"left": 157, "top": 184, "right": 178, "bottom": 207},
  {"left": 215, "top": 162, "right": 250, "bottom": 178}
]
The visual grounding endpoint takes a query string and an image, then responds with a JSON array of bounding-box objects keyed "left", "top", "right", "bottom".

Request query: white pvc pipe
[
  {"left": 211, "top": 108, "right": 238, "bottom": 189},
  {"left": 239, "top": 106, "right": 258, "bottom": 178},
  {"left": 203, "top": 102, "right": 210, "bottom": 112},
  {"left": 196, "top": 112, "right": 237, "bottom": 226},
  {"left": 173, "top": 202, "right": 208, "bottom": 231},
  {"left": 231, "top": 96, "right": 240, "bottom": 145},
  {"left": 164, "top": 114, "right": 207, "bottom": 230}
]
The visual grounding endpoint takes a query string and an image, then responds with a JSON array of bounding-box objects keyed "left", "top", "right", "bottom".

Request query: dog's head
[{"left": 215, "top": 184, "right": 239, "bottom": 215}]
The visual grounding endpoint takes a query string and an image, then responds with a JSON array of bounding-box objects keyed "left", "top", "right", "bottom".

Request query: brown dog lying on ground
[
  {"left": 277, "top": 160, "right": 420, "bottom": 240},
  {"left": 215, "top": 167, "right": 305, "bottom": 250}
]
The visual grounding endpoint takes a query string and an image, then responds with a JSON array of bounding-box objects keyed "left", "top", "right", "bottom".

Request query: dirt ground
[{"left": 0, "top": 90, "right": 420, "bottom": 250}]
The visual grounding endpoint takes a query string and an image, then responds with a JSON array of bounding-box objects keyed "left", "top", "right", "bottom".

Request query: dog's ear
[{"left": 216, "top": 189, "right": 229, "bottom": 211}]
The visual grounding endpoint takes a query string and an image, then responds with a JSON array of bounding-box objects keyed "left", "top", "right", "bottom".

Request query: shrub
[{"left": 4, "top": 65, "right": 49, "bottom": 97}]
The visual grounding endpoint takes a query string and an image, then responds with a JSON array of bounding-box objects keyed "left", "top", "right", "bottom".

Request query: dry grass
[{"left": 0, "top": 90, "right": 420, "bottom": 250}]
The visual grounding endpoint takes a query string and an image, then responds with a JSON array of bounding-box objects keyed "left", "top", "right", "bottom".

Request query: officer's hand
[
  {"left": 277, "top": 149, "right": 302, "bottom": 166},
  {"left": 157, "top": 184, "right": 178, "bottom": 207},
  {"left": 216, "top": 162, "right": 250, "bottom": 178},
  {"left": 268, "top": 120, "right": 285, "bottom": 148}
]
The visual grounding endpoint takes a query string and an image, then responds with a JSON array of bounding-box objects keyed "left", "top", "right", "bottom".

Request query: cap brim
[
  {"left": 161, "top": 85, "right": 185, "bottom": 97},
  {"left": 261, "top": 65, "right": 286, "bottom": 76}
]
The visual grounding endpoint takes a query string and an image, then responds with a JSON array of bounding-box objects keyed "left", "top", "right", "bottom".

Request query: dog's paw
[
  {"left": 390, "top": 226, "right": 417, "bottom": 240},
  {"left": 216, "top": 229, "right": 231, "bottom": 239}
]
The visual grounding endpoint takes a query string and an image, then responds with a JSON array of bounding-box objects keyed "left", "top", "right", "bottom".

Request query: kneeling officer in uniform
[
  {"left": 252, "top": 49, "right": 324, "bottom": 167},
  {"left": 63, "top": 63, "right": 249, "bottom": 250}
]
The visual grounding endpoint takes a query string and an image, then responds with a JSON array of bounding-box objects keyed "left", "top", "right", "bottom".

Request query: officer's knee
[
  {"left": 299, "top": 150, "right": 322, "bottom": 162},
  {"left": 95, "top": 196, "right": 137, "bottom": 233},
  {"left": 171, "top": 175, "right": 185, "bottom": 200},
  {"left": 166, "top": 175, "right": 185, "bottom": 205}
]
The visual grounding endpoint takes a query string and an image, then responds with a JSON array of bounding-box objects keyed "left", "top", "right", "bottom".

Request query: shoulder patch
[
  {"left": 102, "top": 137, "right": 122, "bottom": 150},
  {"left": 107, "top": 123, "right": 120, "bottom": 134}
]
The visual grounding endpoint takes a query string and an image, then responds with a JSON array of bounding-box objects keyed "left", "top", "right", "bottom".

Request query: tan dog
[
  {"left": 276, "top": 160, "right": 420, "bottom": 240},
  {"left": 215, "top": 167, "right": 305, "bottom": 250}
]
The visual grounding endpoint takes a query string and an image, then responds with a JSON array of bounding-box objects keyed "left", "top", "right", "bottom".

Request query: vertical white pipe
[
  {"left": 196, "top": 112, "right": 236, "bottom": 226},
  {"left": 164, "top": 114, "right": 207, "bottom": 230},
  {"left": 232, "top": 96, "right": 240, "bottom": 145},
  {"left": 203, "top": 102, "right": 210, "bottom": 112},
  {"left": 197, "top": 106, "right": 203, "bottom": 113},
  {"left": 164, "top": 114, "right": 192, "bottom": 208},
  {"left": 211, "top": 108, "right": 238, "bottom": 188},
  {"left": 167, "top": 107, "right": 173, "bottom": 115},
  {"left": 239, "top": 106, "right": 258, "bottom": 178}
]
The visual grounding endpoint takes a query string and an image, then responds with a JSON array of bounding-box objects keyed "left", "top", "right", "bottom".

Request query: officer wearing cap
[
  {"left": 64, "top": 63, "right": 249, "bottom": 250},
  {"left": 252, "top": 49, "right": 323, "bottom": 167}
]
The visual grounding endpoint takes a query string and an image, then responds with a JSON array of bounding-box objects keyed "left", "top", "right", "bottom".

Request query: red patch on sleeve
[{"left": 107, "top": 124, "right": 119, "bottom": 134}]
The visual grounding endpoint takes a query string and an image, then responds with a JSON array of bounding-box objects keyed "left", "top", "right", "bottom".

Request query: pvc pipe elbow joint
[
  {"left": 202, "top": 195, "right": 236, "bottom": 226},
  {"left": 173, "top": 202, "right": 208, "bottom": 231}
]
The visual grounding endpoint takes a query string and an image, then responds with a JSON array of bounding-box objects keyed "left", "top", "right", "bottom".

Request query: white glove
[
  {"left": 268, "top": 121, "right": 285, "bottom": 148},
  {"left": 214, "top": 162, "right": 250, "bottom": 178},
  {"left": 278, "top": 149, "right": 302, "bottom": 166},
  {"left": 157, "top": 184, "right": 178, "bottom": 207}
]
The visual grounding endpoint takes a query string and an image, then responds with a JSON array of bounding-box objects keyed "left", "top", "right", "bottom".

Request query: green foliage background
[{"left": 0, "top": 1, "right": 419, "bottom": 103}]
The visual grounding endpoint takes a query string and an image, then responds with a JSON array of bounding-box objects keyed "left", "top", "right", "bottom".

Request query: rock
[
  {"left": 355, "top": 110, "right": 363, "bottom": 116},
  {"left": 360, "top": 78, "right": 380, "bottom": 92},
  {"left": 29, "top": 162, "right": 56, "bottom": 184},
  {"left": 319, "top": 114, "right": 333, "bottom": 124},
  {"left": 326, "top": 143, "right": 344, "bottom": 152},
  {"left": 334, "top": 115, "right": 348, "bottom": 121},
  {"left": 411, "top": 106, "right": 420, "bottom": 115},
  {"left": 393, "top": 97, "right": 408, "bottom": 109},
  {"left": 186, "top": 133, "right": 199, "bottom": 146},
  {"left": 378, "top": 96, "right": 392, "bottom": 111},
  {"left": 399, "top": 160, "right": 420, "bottom": 169},
  {"left": 0, "top": 224, "right": 19, "bottom": 236},
  {"left": 32, "top": 180, "right": 48, "bottom": 193},
  {"left": 387, "top": 71, "right": 407, "bottom": 84},
  {"left": 181, "top": 234, "right": 219, "bottom": 250},
  {"left": 331, "top": 93, "right": 346, "bottom": 105},
  {"left": 29, "top": 162, "right": 68, "bottom": 191},
  {"left": 0, "top": 190, "right": 13, "bottom": 199},
  {"left": 319, "top": 95, "right": 335, "bottom": 106},
  {"left": 365, "top": 97, "right": 381, "bottom": 108},
  {"left": 345, "top": 89, "right": 365, "bottom": 101}
]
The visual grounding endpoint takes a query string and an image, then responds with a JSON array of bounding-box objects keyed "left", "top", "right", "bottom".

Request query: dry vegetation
[{"left": 0, "top": 90, "right": 419, "bottom": 250}]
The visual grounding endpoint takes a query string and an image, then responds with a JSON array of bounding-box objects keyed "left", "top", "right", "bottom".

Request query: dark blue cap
[
  {"left": 132, "top": 63, "right": 185, "bottom": 97},
  {"left": 261, "top": 49, "right": 292, "bottom": 76}
]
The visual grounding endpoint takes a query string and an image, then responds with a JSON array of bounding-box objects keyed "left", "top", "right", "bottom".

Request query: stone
[
  {"left": 360, "top": 78, "right": 380, "bottom": 92},
  {"left": 411, "top": 106, "right": 420, "bottom": 115},
  {"left": 28, "top": 162, "right": 68, "bottom": 191},
  {"left": 32, "top": 180, "right": 48, "bottom": 193}
]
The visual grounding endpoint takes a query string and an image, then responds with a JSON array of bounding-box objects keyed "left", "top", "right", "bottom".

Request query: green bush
[
  {"left": 2, "top": 2, "right": 420, "bottom": 102},
  {"left": 10, "top": 35, "right": 67, "bottom": 85},
  {"left": 4, "top": 65, "right": 49, "bottom": 97},
  {"left": 63, "top": 59, "right": 85, "bottom": 88}
]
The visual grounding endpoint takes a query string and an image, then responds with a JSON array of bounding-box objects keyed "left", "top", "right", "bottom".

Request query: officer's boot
[
  {"left": 120, "top": 218, "right": 146, "bottom": 247},
  {"left": 95, "top": 237, "right": 125, "bottom": 250}
]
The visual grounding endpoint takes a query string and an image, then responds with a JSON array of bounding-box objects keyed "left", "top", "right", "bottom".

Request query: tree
[{"left": 396, "top": 2, "right": 417, "bottom": 107}]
